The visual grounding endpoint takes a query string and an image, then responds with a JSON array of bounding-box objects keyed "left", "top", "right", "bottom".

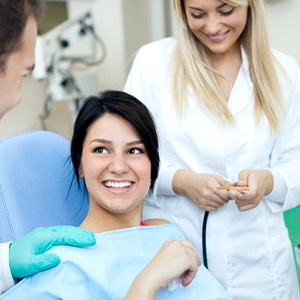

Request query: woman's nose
[
  {"left": 205, "top": 15, "right": 221, "bottom": 34},
  {"left": 109, "top": 154, "right": 129, "bottom": 175}
]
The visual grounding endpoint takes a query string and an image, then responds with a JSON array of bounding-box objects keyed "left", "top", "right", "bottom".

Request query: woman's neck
[
  {"left": 213, "top": 45, "right": 242, "bottom": 101},
  {"left": 80, "top": 207, "right": 142, "bottom": 234}
]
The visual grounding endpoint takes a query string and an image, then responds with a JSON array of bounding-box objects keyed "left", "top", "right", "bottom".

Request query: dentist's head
[{"left": 0, "top": 0, "right": 45, "bottom": 118}]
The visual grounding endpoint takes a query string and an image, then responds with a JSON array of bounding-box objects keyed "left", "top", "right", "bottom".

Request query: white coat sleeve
[
  {"left": 264, "top": 61, "right": 300, "bottom": 212},
  {"left": 0, "top": 243, "right": 14, "bottom": 295},
  {"left": 124, "top": 44, "right": 177, "bottom": 197}
]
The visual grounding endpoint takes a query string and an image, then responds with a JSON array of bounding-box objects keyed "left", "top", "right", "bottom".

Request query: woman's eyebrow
[
  {"left": 188, "top": 3, "right": 228, "bottom": 11},
  {"left": 90, "top": 138, "right": 111, "bottom": 145},
  {"left": 127, "top": 140, "right": 143, "bottom": 147},
  {"left": 89, "top": 139, "right": 143, "bottom": 146}
]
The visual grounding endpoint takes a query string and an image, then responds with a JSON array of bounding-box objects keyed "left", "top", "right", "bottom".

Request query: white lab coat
[
  {"left": 0, "top": 243, "right": 14, "bottom": 295},
  {"left": 124, "top": 37, "right": 300, "bottom": 300}
]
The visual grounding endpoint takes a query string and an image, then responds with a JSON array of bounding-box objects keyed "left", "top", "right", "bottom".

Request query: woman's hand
[
  {"left": 172, "top": 170, "right": 233, "bottom": 211},
  {"left": 229, "top": 169, "right": 274, "bottom": 211},
  {"left": 125, "top": 239, "right": 200, "bottom": 300}
]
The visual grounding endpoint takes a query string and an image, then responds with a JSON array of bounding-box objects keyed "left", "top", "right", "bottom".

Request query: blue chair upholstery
[{"left": 0, "top": 130, "right": 88, "bottom": 243}]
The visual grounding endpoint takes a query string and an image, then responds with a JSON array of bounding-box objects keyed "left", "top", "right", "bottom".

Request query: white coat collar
[{"left": 227, "top": 47, "right": 253, "bottom": 116}]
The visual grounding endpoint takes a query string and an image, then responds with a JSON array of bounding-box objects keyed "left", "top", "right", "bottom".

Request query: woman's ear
[{"left": 79, "top": 164, "right": 84, "bottom": 178}]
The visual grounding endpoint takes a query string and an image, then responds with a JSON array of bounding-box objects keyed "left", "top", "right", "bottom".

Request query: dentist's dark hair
[
  {"left": 0, "top": 0, "right": 46, "bottom": 73},
  {"left": 70, "top": 90, "right": 160, "bottom": 192}
]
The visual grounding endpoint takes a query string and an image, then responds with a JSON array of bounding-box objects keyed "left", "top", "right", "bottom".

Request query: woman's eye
[
  {"left": 220, "top": 7, "right": 235, "bottom": 16},
  {"left": 190, "top": 7, "right": 234, "bottom": 19},
  {"left": 128, "top": 148, "right": 142, "bottom": 155},
  {"left": 191, "top": 12, "right": 205, "bottom": 19},
  {"left": 94, "top": 147, "right": 108, "bottom": 154}
]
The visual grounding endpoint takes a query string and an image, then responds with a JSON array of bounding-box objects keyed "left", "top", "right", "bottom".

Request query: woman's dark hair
[
  {"left": 71, "top": 90, "right": 160, "bottom": 192},
  {"left": 0, "top": 0, "right": 45, "bottom": 73}
]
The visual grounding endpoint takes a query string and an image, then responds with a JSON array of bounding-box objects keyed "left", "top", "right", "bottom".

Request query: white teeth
[
  {"left": 104, "top": 181, "right": 132, "bottom": 188},
  {"left": 209, "top": 33, "right": 226, "bottom": 40}
]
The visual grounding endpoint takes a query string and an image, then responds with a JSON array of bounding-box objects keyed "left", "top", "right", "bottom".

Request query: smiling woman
[
  {"left": 0, "top": 90, "right": 231, "bottom": 300},
  {"left": 124, "top": 0, "right": 300, "bottom": 299},
  {"left": 71, "top": 90, "right": 159, "bottom": 232},
  {"left": 79, "top": 113, "right": 152, "bottom": 230},
  {"left": 184, "top": 1, "right": 248, "bottom": 58}
]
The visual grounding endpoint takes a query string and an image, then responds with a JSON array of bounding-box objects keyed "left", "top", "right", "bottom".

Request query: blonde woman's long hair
[{"left": 172, "top": 0, "right": 285, "bottom": 132}]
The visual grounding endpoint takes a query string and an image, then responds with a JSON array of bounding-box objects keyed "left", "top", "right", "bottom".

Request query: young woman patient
[{"left": 0, "top": 91, "right": 230, "bottom": 299}]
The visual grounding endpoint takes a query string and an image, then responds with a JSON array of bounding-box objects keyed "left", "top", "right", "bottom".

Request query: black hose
[{"left": 202, "top": 210, "right": 210, "bottom": 269}]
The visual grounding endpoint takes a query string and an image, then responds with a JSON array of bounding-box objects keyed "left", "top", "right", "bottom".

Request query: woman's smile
[
  {"left": 102, "top": 180, "right": 134, "bottom": 194},
  {"left": 80, "top": 113, "right": 151, "bottom": 215},
  {"left": 206, "top": 30, "right": 230, "bottom": 42}
]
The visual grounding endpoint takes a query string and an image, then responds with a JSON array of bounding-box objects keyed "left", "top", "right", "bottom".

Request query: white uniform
[
  {"left": 0, "top": 243, "right": 14, "bottom": 295},
  {"left": 124, "top": 37, "right": 300, "bottom": 300}
]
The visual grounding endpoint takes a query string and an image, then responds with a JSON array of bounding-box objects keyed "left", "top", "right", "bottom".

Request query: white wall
[
  {"left": 0, "top": 0, "right": 299, "bottom": 139},
  {"left": 265, "top": 0, "right": 300, "bottom": 64}
]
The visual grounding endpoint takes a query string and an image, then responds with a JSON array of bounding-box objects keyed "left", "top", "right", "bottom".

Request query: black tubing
[{"left": 202, "top": 210, "right": 210, "bottom": 269}]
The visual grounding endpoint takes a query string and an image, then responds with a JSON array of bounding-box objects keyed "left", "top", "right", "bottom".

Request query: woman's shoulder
[
  {"left": 271, "top": 48, "right": 300, "bottom": 87},
  {"left": 129, "top": 37, "right": 177, "bottom": 77},
  {"left": 144, "top": 218, "right": 171, "bottom": 226},
  {"left": 136, "top": 37, "right": 177, "bottom": 60},
  {"left": 140, "top": 36, "right": 176, "bottom": 49},
  {"left": 271, "top": 48, "right": 299, "bottom": 69}
]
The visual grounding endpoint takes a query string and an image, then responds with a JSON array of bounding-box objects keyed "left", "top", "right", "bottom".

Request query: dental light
[{"left": 33, "top": 10, "right": 106, "bottom": 126}]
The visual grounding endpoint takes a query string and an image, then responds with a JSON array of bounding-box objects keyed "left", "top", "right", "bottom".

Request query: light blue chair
[{"left": 0, "top": 130, "right": 88, "bottom": 243}]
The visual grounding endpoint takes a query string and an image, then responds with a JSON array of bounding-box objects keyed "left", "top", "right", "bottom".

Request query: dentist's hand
[
  {"left": 9, "top": 226, "right": 96, "bottom": 279},
  {"left": 229, "top": 169, "right": 274, "bottom": 211},
  {"left": 172, "top": 170, "right": 232, "bottom": 211}
]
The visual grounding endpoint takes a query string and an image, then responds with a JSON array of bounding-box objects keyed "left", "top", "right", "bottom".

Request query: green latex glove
[{"left": 9, "top": 226, "right": 96, "bottom": 279}]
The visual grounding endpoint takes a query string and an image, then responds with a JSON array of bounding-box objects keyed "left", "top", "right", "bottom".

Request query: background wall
[
  {"left": 0, "top": 0, "right": 299, "bottom": 140},
  {"left": 265, "top": 0, "right": 300, "bottom": 63}
]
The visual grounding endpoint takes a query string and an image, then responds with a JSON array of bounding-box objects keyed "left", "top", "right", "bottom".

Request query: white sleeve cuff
[
  {"left": 0, "top": 242, "right": 15, "bottom": 295},
  {"left": 156, "top": 166, "right": 177, "bottom": 196},
  {"left": 264, "top": 169, "right": 288, "bottom": 212}
]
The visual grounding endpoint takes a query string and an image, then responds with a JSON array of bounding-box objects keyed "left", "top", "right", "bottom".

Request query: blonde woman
[{"left": 124, "top": 0, "right": 300, "bottom": 299}]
